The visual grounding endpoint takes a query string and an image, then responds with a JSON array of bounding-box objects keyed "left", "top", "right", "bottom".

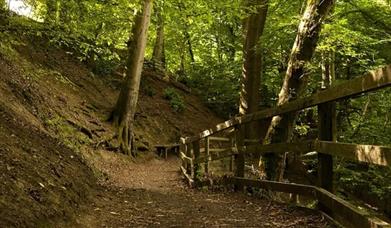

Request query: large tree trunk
[
  {"left": 262, "top": 0, "right": 335, "bottom": 181},
  {"left": 239, "top": 0, "right": 268, "bottom": 144},
  {"left": 152, "top": 6, "right": 165, "bottom": 69},
  {"left": 111, "top": 0, "right": 153, "bottom": 156}
]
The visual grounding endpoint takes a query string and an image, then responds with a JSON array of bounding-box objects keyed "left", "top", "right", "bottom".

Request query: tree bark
[
  {"left": 111, "top": 0, "right": 153, "bottom": 156},
  {"left": 239, "top": 0, "right": 268, "bottom": 144},
  {"left": 152, "top": 6, "right": 165, "bottom": 69},
  {"left": 185, "top": 30, "right": 195, "bottom": 63},
  {"left": 262, "top": 0, "right": 335, "bottom": 181}
]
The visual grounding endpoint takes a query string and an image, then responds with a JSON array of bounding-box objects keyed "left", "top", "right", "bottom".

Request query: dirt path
[{"left": 66, "top": 154, "right": 333, "bottom": 228}]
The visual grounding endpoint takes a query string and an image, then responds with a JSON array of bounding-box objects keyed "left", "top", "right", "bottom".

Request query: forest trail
[
  {"left": 71, "top": 155, "right": 332, "bottom": 227},
  {"left": 0, "top": 32, "right": 334, "bottom": 227}
]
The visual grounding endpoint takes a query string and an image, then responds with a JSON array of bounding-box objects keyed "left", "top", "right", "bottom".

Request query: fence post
[
  {"left": 229, "top": 136, "right": 234, "bottom": 172},
  {"left": 204, "top": 137, "right": 210, "bottom": 175},
  {"left": 318, "top": 102, "right": 336, "bottom": 193},
  {"left": 192, "top": 140, "right": 201, "bottom": 184},
  {"left": 235, "top": 125, "right": 245, "bottom": 178},
  {"left": 180, "top": 137, "right": 186, "bottom": 169},
  {"left": 186, "top": 142, "right": 193, "bottom": 177}
]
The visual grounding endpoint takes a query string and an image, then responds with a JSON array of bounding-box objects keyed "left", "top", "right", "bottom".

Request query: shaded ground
[
  {"left": 72, "top": 156, "right": 333, "bottom": 227},
  {"left": 0, "top": 95, "right": 96, "bottom": 227}
]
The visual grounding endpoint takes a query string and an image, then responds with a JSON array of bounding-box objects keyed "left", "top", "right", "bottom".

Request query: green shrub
[{"left": 163, "top": 87, "right": 185, "bottom": 112}]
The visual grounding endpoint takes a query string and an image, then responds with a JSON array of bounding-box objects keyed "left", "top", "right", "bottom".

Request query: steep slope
[
  {"left": 0, "top": 42, "right": 97, "bottom": 226},
  {"left": 0, "top": 30, "right": 222, "bottom": 225}
]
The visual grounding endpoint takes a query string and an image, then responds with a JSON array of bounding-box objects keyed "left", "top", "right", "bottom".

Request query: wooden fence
[{"left": 179, "top": 65, "right": 391, "bottom": 228}]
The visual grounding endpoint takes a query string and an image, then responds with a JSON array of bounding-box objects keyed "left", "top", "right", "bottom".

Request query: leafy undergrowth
[{"left": 336, "top": 163, "right": 391, "bottom": 217}]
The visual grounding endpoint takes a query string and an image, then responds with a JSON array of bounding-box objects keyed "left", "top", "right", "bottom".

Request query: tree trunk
[
  {"left": 185, "top": 30, "right": 195, "bottom": 63},
  {"left": 239, "top": 0, "right": 268, "bottom": 144},
  {"left": 152, "top": 6, "right": 165, "bottom": 69},
  {"left": 111, "top": 0, "right": 153, "bottom": 156},
  {"left": 262, "top": 0, "right": 335, "bottom": 181}
]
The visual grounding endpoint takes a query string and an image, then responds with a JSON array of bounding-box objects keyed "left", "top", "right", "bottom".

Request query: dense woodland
[{"left": 1, "top": 0, "right": 391, "bottom": 224}]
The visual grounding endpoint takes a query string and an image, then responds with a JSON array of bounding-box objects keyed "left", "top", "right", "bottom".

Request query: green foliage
[
  {"left": 163, "top": 87, "right": 185, "bottom": 112},
  {"left": 185, "top": 60, "right": 241, "bottom": 117},
  {"left": 336, "top": 163, "right": 391, "bottom": 201}
]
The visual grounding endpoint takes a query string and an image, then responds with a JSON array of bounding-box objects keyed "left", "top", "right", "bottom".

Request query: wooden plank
[
  {"left": 187, "top": 143, "right": 193, "bottom": 178},
  {"left": 192, "top": 141, "right": 201, "bottom": 183},
  {"left": 185, "top": 123, "right": 237, "bottom": 143},
  {"left": 315, "top": 187, "right": 391, "bottom": 228},
  {"left": 243, "top": 140, "right": 315, "bottom": 155},
  {"left": 227, "top": 177, "right": 316, "bottom": 197},
  {"left": 230, "top": 137, "right": 235, "bottom": 172},
  {"left": 180, "top": 151, "right": 192, "bottom": 162},
  {"left": 209, "top": 136, "right": 231, "bottom": 142},
  {"left": 154, "top": 144, "right": 180, "bottom": 148},
  {"left": 242, "top": 64, "right": 391, "bottom": 124},
  {"left": 317, "top": 101, "right": 336, "bottom": 193},
  {"left": 194, "top": 141, "right": 315, "bottom": 164},
  {"left": 194, "top": 147, "right": 238, "bottom": 164},
  {"left": 205, "top": 137, "right": 210, "bottom": 174},
  {"left": 185, "top": 65, "right": 391, "bottom": 143},
  {"left": 209, "top": 148, "right": 234, "bottom": 153},
  {"left": 315, "top": 141, "right": 391, "bottom": 166},
  {"left": 180, "top": 166, "right": 194, "bottom": 187},
  {"left": 179, "top": 141, "right": 187, "bottom": 170},
  {"left": 235, "top": 126, "right": 245, "bottom": 178}
]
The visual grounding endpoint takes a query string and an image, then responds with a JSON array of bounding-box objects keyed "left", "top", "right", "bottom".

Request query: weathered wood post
[
  {"left": 204, "top": 137, "right": 210, "bottom": 175},
  {"left": 192, "top": 140, "right": 201, "bottom": 185},
  {"left": 318, "top": 53, "right": 337, "bottom": 193},
  {"left": 318, "top": 103, "right": 336, "bottom": 192},
  {"left": 229, "top": 136, "right": 235, "bottom": 172},
  {"left": 186, "top": 142, "right": 193, "bottom": 176},
  {"left": 235, "top": 125, "right": 245, "bottom": 178},
  {"left": 180, "top": 137, "right": 186, "bottom": 169}
]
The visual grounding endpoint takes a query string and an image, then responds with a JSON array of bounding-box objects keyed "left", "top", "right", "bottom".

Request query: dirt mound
[{"left": 0, "top": 98, "right": 96, "bottom": 227}]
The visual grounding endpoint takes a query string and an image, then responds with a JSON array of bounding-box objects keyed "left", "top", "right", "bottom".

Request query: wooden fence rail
[
  {"left": 178, "top": 65, "right": 391, "bottom": 227},
  {"left": 185, "top": 64, "right": 391, "bottom": 143}
]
